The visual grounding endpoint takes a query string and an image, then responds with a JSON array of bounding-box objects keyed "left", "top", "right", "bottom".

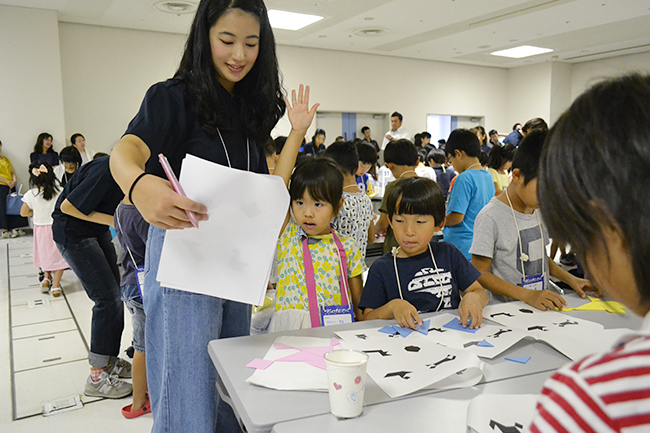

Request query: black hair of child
[
  {"left": 444, "top": 129, "right": 481, "bottom": 158},
  {"left": 175, "top": 0, "right": 285, "bottom": 146},
  {"left": 522, "top": 117, "right": 548, "bottom": 134},
  {"left": 386, "top": 177, "right": 446, "bottom": 226},
  {"left": 511, "top": 129, "right": 546, "bottom": 185},
  {"left": 384, "top": 139, "right": 418, "bottom": 166},
  {"left": 487, "top": 143, "right": 516, "bottom": 170},
  {"left": 263, "top": 137, "right": 276, "bottom": 158},
  {"left": 28, "top": 161, "right": 60, "bottom": 201},
  {"left": 427, "top": 148, "right": 447, "bottom": 165},
  {"left": 274, "top": 136, "right": 287, "bottom": 155},
  {"left": 391, "top": 112, "right": 403, "bottom": 122},
  {"left": 356, "top": 141, "right": 378, "bottom": 165},
  {"left": 289, "top": 157, "right": 344, "bottom": 210},
  {"left": 59, "top": 146, "right": 82, "bottom": 166},
  {"left": 539, "top": 73, "right": 650, "bottom": 304},
  {"left": 323, "top": 141, "right": 359, "bottom": 176}
]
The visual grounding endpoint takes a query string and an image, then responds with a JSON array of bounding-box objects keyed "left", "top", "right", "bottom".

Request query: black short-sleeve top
[
  {"left": 30, "top": 151, "right": 60, "bottom": 167},
  {"left": 123, "top": 78, "right": 268, "bottom": 179},
  {"left": 52, "top": 157, "right": 125, "bottom": 245}
]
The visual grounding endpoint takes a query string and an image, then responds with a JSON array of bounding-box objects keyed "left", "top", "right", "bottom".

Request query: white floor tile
[
  {"left": 12, "top": 318, "right": 77, "bottom": 340},
  {"left": 12, "top": 330, "right": 88, "bottom": 372},
  {"left": 2, "top": 235, "right": 150, "bottom": 432},
  {"left": 10, "top": 300, "right": 72, "bottom": 327}
]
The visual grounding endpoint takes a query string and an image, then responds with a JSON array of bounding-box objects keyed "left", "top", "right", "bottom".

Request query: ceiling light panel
[
  {"left": 490, "top": 45, "right": 553, "bottom": 58},
  {"left": 268, "top": 10, "right": 323, "bottom": 31}
]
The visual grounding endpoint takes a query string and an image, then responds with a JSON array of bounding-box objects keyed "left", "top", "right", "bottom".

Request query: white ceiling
[{"left": 4, "top": 0, "right": 650, "bottom": 68}]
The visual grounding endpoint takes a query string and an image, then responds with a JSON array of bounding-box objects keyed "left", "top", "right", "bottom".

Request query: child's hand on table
[
  {"left": 458, "top": 291, "right": 483, "bottom": 328},
  {"left": 523, "top": 288, "right": 567, "bottom": 311},
  {"left": 389, "top": 299, "right": 422, "bottom": 330},
  {"left": 569, "top": 275, "right": 601, "bottom": 298}
]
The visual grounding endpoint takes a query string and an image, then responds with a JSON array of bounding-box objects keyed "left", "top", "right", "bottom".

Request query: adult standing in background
[
  {"left": 71, "top": 133, "right": 96, "bottom": 165},
  {"left": 503, "top": 123, "right": 523, "bottom": 146},
  {"left": 0, "top": 139, "right": 22, "bottom": 238},
  {"left": 381, "top": 111, "right": 410, "bottom": 150},
  {"left": 361, "top": 126, "right": 379, "bottom": 153},
  {"left": 30, "top": 132, "right": 59, "bottom": 167}
]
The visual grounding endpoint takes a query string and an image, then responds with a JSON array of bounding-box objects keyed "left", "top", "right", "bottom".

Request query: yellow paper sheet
[{"left": 564, "top": 297, "right": 627, "bottom": 314}]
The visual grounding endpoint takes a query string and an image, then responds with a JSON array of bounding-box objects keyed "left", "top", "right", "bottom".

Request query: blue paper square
[
  {"left": 416, "top": 320, "right": 430, "bottom": 335},
  {"left": 505, "top": 356, "right": 531, "bottom": 364},
  {"left": 476, "top": 339, "right": 494, "bottom": 348},
  {"left": 378, "top": 325, "right": 397, "bottom": 334},
  {"left": 443, "top": 317, "right": 478, "bottom": 333},
  {"left": 394, "top": 326, "right": 413, "bottom": 337}
]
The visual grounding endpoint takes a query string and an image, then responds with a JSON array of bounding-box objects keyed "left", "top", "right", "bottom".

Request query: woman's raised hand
[{"left": 286, "top": 84, "right": 319, "bottom": 135}]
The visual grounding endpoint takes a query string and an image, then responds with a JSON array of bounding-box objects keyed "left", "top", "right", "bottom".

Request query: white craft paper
[
  {"left": 535, "top": 328, "right": 636, "bottom": 361},
  {"left": 157, "top": 154, "right": 289, "bottom": 305},
  {"left": 246, "top": 336, "right": 333, "bottom": 391},
  {"left": 335, "top": 321, "right": 484, "bottom": 398},
  {"left": 466, "top": 394, "right": 538, "bottom": 433}
]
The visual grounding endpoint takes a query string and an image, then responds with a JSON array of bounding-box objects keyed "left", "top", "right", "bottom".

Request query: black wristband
[{"left": 128, "top": 172, "right": 149, "bottom": 203}]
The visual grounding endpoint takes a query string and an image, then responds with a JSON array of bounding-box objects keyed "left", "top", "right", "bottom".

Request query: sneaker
[
  {"left": 107, "top": 357, "right": 132, "bottom": 379},
  {"left": 1, "top": 231, "right": 10, "bottom": 239},
  {"left": 10, "top": 229, "right": 24, "bottom": 238},
  {"left": 84, "top": 371, "right": 132, "bottom": 399}
]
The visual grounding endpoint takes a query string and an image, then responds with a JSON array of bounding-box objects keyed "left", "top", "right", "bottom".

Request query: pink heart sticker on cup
[{"left": 333, "top": 382, "right": 342, "bottom": 390}]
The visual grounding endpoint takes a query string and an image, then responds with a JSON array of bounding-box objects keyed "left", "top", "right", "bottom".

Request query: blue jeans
[
  {"left": 144, "top": 226, "right": 251, "bottom": 433},
  {"left": 57, "top": 231, "right": 123, "bottom": 367}
]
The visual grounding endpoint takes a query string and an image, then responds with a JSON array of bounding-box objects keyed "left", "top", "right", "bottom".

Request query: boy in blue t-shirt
[
  {"left": 442, "top": 129, "right": 495, "bottom": 259},
  {"left": 360, "top": 177, "right": 488, "bottom": 330}
]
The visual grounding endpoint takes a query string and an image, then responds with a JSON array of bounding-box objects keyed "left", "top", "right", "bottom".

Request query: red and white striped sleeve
[{"left": 529, "top": 335, "right": 650, "bottom": 433}]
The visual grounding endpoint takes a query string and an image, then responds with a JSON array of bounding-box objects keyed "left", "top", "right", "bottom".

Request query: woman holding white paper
[{"left": 109, "top": 0, "right": 318, "bottom": 431}]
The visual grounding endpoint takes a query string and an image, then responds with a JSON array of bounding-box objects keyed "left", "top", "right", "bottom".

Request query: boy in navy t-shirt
[{"left": 360, "top": 177, "right": 488, "bottom": 330}]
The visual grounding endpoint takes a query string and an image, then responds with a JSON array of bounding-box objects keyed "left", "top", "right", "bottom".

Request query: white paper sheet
[
  {"left": 467, "top": 394, "right": 538, "bottom": 433},
  {"left": 157, "top": 154, "right": 289, "bottom": 305},
  {"left": 246, "top": 336, "right": 336, "bottom": 391}
]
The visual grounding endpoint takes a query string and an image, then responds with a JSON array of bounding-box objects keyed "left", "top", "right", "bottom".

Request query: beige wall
[
  {"left": 59, "top": 22, "right": 186, "bottom": 153},
  {"left": 0, "top": 6, "right": 66, "bottom": 187},
  {"left": 571, "top": 51, "right": 650, "bottom": 100}
]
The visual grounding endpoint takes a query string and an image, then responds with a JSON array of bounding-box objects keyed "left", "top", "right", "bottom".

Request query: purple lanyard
[{"left": 301, "top": 229, "right": 349, "bottom": 328}]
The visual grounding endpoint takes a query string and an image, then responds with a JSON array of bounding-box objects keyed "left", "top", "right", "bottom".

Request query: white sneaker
[{"left": 1, "top": 231, "right": 10, "bottom": 239}]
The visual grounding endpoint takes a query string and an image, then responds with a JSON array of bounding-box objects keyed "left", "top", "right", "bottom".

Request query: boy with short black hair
[
  {"left": 443, "top": 129, "right": 494, "bottom": 259},
  {"left": 470, "top": 130, "right": 596, "bottom": 310},
  {"left": 427, "top": 148, "right": 455, "bottom": 201},
  {"left": 360, "top": 177, "right": 488, "bottom": 329},
  {"left": 375, "top": 139, "right": 419, "bottom": 254},
  {"left": 323, "top": 142, "right": 375, "bottom": 258}
]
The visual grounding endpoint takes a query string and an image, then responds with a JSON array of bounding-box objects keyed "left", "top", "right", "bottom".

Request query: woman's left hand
[{"left": 286, "top": 84, "right": 319, "bottom": 135}]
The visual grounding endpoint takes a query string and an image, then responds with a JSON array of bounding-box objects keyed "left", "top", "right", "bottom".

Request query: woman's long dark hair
[
  {"left": 28, "top": 161, "right": 60, "bottom": 201},
  {"left": 34, "top": 133, "right": 54, "bottom": 154},
  {"left": 175, "top": 0, "right": 285, "bottom": 146}
]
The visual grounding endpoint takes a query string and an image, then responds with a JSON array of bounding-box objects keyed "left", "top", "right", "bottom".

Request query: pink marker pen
[{"left": 158, "top": 153, "right": 199, "bottom": 228}]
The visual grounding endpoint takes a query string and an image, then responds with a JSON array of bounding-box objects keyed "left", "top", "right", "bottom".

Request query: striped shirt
[{"left": 529, "top": 312, "right": 650, "bottom": 433}]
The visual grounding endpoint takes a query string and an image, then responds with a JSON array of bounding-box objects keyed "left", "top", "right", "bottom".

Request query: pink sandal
[{"left": 121, "top": 397, "right": 151, "bottom": 419}]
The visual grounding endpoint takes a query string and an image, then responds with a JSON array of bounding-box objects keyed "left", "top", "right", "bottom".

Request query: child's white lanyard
[
  {"left": 392, "top": 243, "right": 444, "bottom": 312},
  {"left": 302, "top": 229, "right": 351, "bottom": 328},
  {"left": 505, "top": 190, "right": 545, "bottom": 281}
]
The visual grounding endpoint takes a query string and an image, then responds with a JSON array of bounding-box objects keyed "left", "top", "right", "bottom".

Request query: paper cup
[{"left": 323, "top": 350, "right": 369, "bottom": 418}]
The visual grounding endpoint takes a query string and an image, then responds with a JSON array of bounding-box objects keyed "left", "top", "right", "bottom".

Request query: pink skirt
[{"left": 34, "top": 225, "right": 69, "bottom": 272}]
